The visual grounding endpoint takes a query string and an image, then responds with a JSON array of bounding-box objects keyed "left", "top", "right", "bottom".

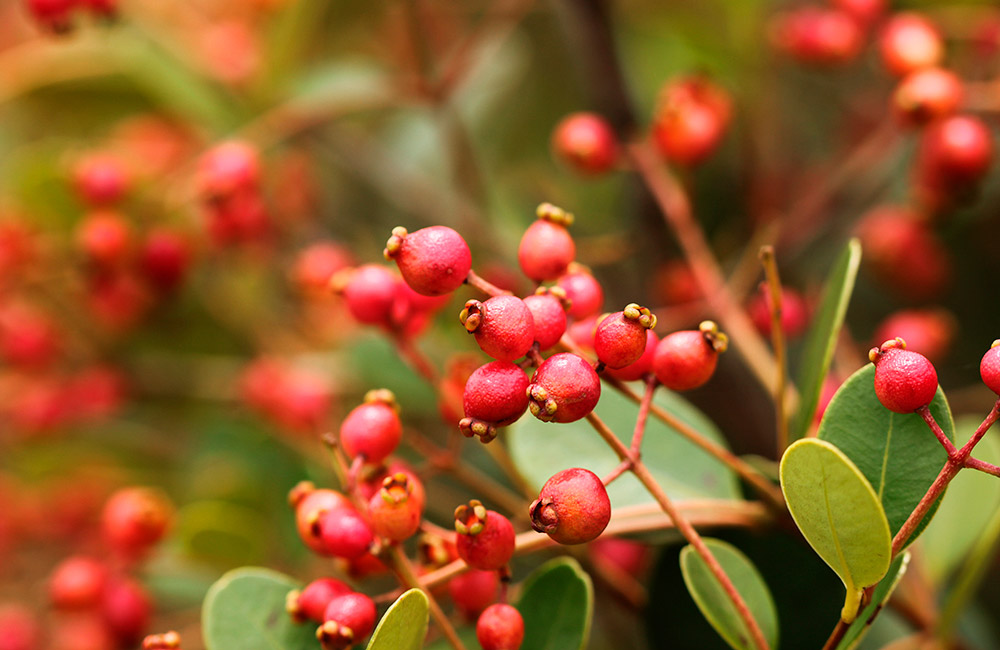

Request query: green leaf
[
  {"left": 508, "top": 387, "right": 740, "bottom": 504},
  {"left": 202, "top": 567, "right": 316, "bottom": 650},
  {"left": 780, "top": 438, "right": 892, "bottom": 621},
  {"left": 818, "top": 364, "right": 953, "bottom": 542},
  {"left": 792, "top": 239, "right": 862, "bottom": 440},
  {"left": 837, "top": 553, "right": 909, "bottom": 649},
  {"left": 367, "top": 589, "right": 428, "bottom": 650},
  {"left": 517, "top": 557, "right": 594, "bottom": 650},
  {"left": 679, "top": 538, "right": 779, "bottom": 650}
]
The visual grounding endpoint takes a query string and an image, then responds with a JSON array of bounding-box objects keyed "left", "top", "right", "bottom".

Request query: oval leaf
[
  {"left": 202, "top": 567, "right": 316, "bottom": 650},
  {"left": 837, "top": 552, "right": 909, "bottom": 649},
  {"left": 679, "top": 538, "right": 779, "bottom": 650},
  {"left": 818, "top": 364, "right": 953, "bottom": 542},
  {"left": 517, "top": 557, "right": 593, "bottom": 650},
  {"left": 367, "top": 588, "right": 428, "bottom": 650},
  {"left": 792, "top": 239, "right": 862, "bottom": 440},
  {"left": 780, "top": 438, "right": 892, "bottom": 614},
  {"left": 509, "top": 387, "right": 739, "bottom": 505}
]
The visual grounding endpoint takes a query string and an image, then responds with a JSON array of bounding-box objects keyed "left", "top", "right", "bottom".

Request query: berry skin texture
[
  {"left": 290, "top": 482, "right": 353, "bottom": 555},
  {"left": 879, "top": 13, "right": 944, "bottom": 77},
  {"left": 530, "top": 468, "right": 611, "bottom": 545},
  {"left": 319, "top": 592, "right": 377, "bottom": 650},
  {"left": 459, "top": 361, "right": 530, "bottom": 443},
  {"left": 517, "top": 203, "right": 575, "bottom": 282},
  {"left": 339, "top": 389, "right": 402, "bottom": 464},
  {"left": 319, "top": 508, "right": 374, "bottom": 560},
  {"left": 869, "top": 338, "right": 938, "bottom": 413},
  {"left": 557, "top": 266, "right": 604, "bottom": 319},
  {"left": 286, "top": 578, "right": 352, "bottom": 624},
  {"left": 594, "top": 304, "right": 657, "bottom": 369},
  {"left": 605, "top": 329, "right": 659, "bottom": 382},
  {"left": 334, "top": 265, "right": 398, "bottom": 327},
  {"left": 384, "top": 225, "right": 472, "bottom": 296},
  {"left": 652, "top": 322, "right": 728, "bottom": 391},
  {"left": 522, "top": 288, "right": 569, "bottom": 351},
  {"left": 477, "top": 604, "right": 525, "bottom": 650},
  {"left": 460, "top": 296, "right": 535, "bottom": 362},
  {"left": 448, "top": 569, "right": 500, "bottom": 619},
  {"left": 368, "top": 473, "right": 423, "bottom": 543},
  {"left": 101, "top": 487, "right": 173, "bottom": 557},
  {"left": 980, "top": 341, "right": 1000, "bottom": 395},
  {"left": 455, "top": 501, "right": 516, "bottom": 571},
  {"left": 526, "top": 353, "right": 601, "bottom": 423},
  {"left": 551, "top": 112, "right": 619, "bottom": 175}
]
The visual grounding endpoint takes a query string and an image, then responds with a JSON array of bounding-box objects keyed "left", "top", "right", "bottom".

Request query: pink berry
[
  {"left": 460, "top": 295, "right": 535, "bottom": 362},
  {"left": 652, "top": 77, "right": 732, "bottom": 166},
  {"left": 197, "top": 141, "right": 261, "bottom": 200},
  {"left": 139, "top": 228, "right": 192, "bottom": 294},
  {"left": 855, "top": 206, "right": 951, "bottom": 300},
  {"left": 101, "top": 487, "right": 173, "bottom": 557},
  {"left": 292, "top": 242, "right": 353, "bottom": 295},
  {"left": 455, "top": 501, "right": 515, "bottom": 571},
  {"left": 459, "top": 361, "right": 530, "bottom": 443},
  {"left": 551, "top": 113, "right": 619, "bottom": 175},
  {"left": 605, "top": 329, "right": 659, "bottom": 382},
  {"left": 892, "top": 68, "right": 963, "bottom": 126},
  {"left": 49, "top": 556, "right": 109, "bottom": 610},
  {"left": 77, "top": 211, "right": 132, "bottom": 267},
  {"left": 873, "top": 309, "right": 955, "bottom": 363},
  {"left": 594, "top": 304, "right": 657, "bottom": 369},
  {"left": 652, "top": 322, "right": 727, "bottom": 391},
  {"left": 522, "top": 287, "right": 569, "bottom": 351},
  {"left": 319, "top": 508, "right": 374, "bottom": 560},
  {"left": 339, "top": 389, "right": 402, "bottom": 464},
  {"left": 319, "top": 593, "right": 377, "bottom": 649},
  {"left": 517, "top": 203, "right": 575, "bottom": 282},
  {"left": 980, "top": 342, "right": 1000, "bottom": 395},
  {"left": 384, "top": 225, "right": 472, "bottom": 296},
  {"left": 335, "top": 265, "right": 398, "bottom": 327},
  {"left": 530, "top": 468, "right": 611, "bottom": 545},
  {"left": 869, "top": 338, "right": 938, "bottom": 413},
  {"left": 368, "top": 473, "right": 423, "bottom": 543},
  {"left": 448, "top": 569, "right": 500, "bottom": 619},
  {"left": 527, "top": 353, "right": 601, "bottom": 423},
  {"left": 770, "top": 8, "right": 864, "bottom": 66},
  {"left": 916, "top": 115, "right": 994, "bottom": 189},
  {"left": 101, "top": 576, "right": 151, "bottom": 644},
  {"left": 477, "top": 604, "right": 525, "bottom": 650},
  {"left": 289, "top": 482, "right": 353, "bottom": 556},
  {"left": 0, "top": 604, "right": 41, "bottom": 650},
  {"left": 557, "top": 265, "right": 604, "bottom": 319},
  {"left": 747, "top": 286, "right": 810, "bottom": 339},
  {"left": 73, "top": 154, "right": 129, "bottom": 206},
  {"left": 879, "top": 13, "right": 944, "bottom": 77},
  {"left": 286, "top": 578, "right": 352, "bottom": 624}
]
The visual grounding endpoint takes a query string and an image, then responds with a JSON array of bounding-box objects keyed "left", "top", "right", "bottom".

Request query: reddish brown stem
[
  {"left": 917, "top": 406, "right": 958, "bottom": 458},
  {"left": 466, "top": 269, "right": 511, "bottom": 297},
  {"left": 964, "top": 456, "right": 1000, "bottom": 477},
  {"left": 386, "top": 544, "right": 469, "bottom": 650},
  {"left": 630, "top": 375, "right": 658, "bottom": 458},
  {"left": 393, "top": 335, "right": 440, "bottom": 385},
  {"left": 758, "top": 245, "right": 790, "bottom": 454}
]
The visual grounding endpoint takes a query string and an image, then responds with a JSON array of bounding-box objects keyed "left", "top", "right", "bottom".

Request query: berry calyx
[
  {"left": 460, "top": 296, "right": 535, "bottom": 362},
  {"left": 477, "top": 603, "right": 525, "bottom": 650},
  {"left": 980, "top": 341, "right": 1000, "bottom": 395},
  {"left": 287, "top": 578, "right": 352, "bottom": 624},
  {"left": 551, "top": 113, "right": 619, "bottom": 175},
  {"left": 339, "top": 389, "right": 402, "bottom": 465},
  {"left": 594, "top": 304, "right": 657, "bottom": 369},
  {"left": 368, "top": 473, "right": 422, "bottom": 543},
  {"left": 459, "top": 361, "right": 530, "bottom": 443},
  {"left": 319, "top": 508, "right": 375, "bottom": 560},
  {"left": 652, "top": 321, "right": 728, "bottom": 391},
  {"left": 529, "top": 468, "right": 611, "bottom": 545},
  {"left": 526, "top": 353, "right": 601, "bottom": 423},
  {"left": 517, "top": 203, "right": 576, "bottom": 282},
  {"left": 869, "top": 338, "right": 938, "bottom": 413},
  {"left": 383, "top": 225, "right": 472, "bottom": 296},
  {"left": 522, "top": 287, "right": 569, "bottom": 351},
  {"left": 455, "top": 500, "right": 516, "bottom": 571},
  {"left": 318, "top": 592, "right": 377, "bottom": 650}
]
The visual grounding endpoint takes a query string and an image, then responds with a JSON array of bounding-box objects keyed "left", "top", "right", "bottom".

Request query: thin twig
[
  {"left": 386, "top": 544, "right": 469, "bottom": 650},
  {"left": 758, "top": 246, "right": 790, "bottom": 453},
  {"left": 466, "top": 269, "right": 512, "bottom": 297}
]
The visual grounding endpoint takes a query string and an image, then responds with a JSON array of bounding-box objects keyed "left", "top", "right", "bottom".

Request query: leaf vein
[{"left": 821, "top": 462, "right": 854, "bottom": 590}]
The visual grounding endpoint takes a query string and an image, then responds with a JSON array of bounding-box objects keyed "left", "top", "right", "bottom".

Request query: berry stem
[
  {"left": 466, "top": 269, "right": 512, "bottom": 297},
  {"left": 758, "top": 245, "right": 790, "bottom": 453},
  {"left": 393, "top": 334, "right": 440, "bottom": 385},
  {"left": 917, "top": 405, "right": 958, "bottom": 458},
  {"left": 385, "top": 544, "right": 470, "bottom": 650},
  {"left": 320, "top": 432, "right": 370, "bottom": 513},
  {"left": 964, "top": 456, "right": 1000, "bottom": 477},
  {"left": 629, "top": 375, "right": 658, "bottom": 459},
  {"left": 584, "top": 412, "right": 771, "bottom": 650}
]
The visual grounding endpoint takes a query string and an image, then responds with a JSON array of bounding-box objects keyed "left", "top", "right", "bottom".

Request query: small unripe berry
[
  {"left": 455, "top": 501, "right": 516, "bottom": 571},
  {"left": 334, "top": 265, "right": 398, "bottom": 327},
  {"left": 368, "top": 473, "right": 423, "bottom": 543},
  {"left": 460, "top": 296, "right": 535, "bottom": 362},
  {"left": 526, "top": 353, "right": 601, "bottom": 423},
  {"left": 557, "top": 265, "right": 604, "bottom": 319},
  {"left": 319, "top": 593, "right": 377, "bottom": 650},
  {"left": 652, "top": 77, "right": 732, "bottom": 166},
  {"left": 290, "top": 482, "right": 353, "bottom": 555},
  {"left": 448, "top": 569, "right": 500, "bottom": 619},
  {"left": 384, "top": 225, "right": 472, "bottom": 296},
  {"left": 286, "top": 578, "right": 352, "bottom": 624},
  {"left": 339, "top": 389, "right": 402, "bottom": 465},
  {"left": 101, "top": 487, "right": 173, "bottom": 557},
  {"left": 319, "top": 508, "right": 374, "bottom": 560},
  {"left": 892, "top": 68, "right": 963, "bottom": 126},
  {"left": 477, "top": 604, "right": 525, "bottom": 650},
  {"left": 101, "top": 576, "right": 151, "bottom": 644},
  {"left": 517, "top": 203, "right": 575, "bottom": 282},
  {"left": 522, "top": 287, "right": 569, "bottom": 351},
  {"left": 879, "top": 13, "right": 944, "bottom": 77},
  {"left": 530, "top": 468, "right": 611, "bottom": 545},
  {"left": 594, "top": 304, "right": 656, "bottom": 369},
  {"left": 981, "top": 342, "right": 1000, "bottom": 395},
  {"left": 460, "top": 361, "right": 530, "bottom": 443},
  {"left": 49, "top": 556, "right": 109, "bottom": 610},
  {"left": 551, "top": 113, "right": 619, "bottom": 175},
  {"left": 869, "top": 338, "right": 938, "bottom": 413},
  {"left": 652, "top": 321, "right": 728, "bottom": 391},
  {"left": 605, "top": 329, "right": 659, "bottom": 382}
]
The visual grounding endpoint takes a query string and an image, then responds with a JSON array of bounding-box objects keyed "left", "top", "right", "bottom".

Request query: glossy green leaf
[
  {"left": 780, "top": 438, "right": 891, "bottom": 621},
  {"left": 367, "top": 589, "right": 428, "bottom": 650},
  {"left": 679, "top": 538, "right": 779, "bottom": 650},
  {"left": 517, "top": 557, "right": 593, "bottom": 650},
  {"left": 818, "top": 364, "right": 953, "bottom": 542},
  {"left": 837, "top": 552, "right": 909, "bottom": 649},
  {"left": 202, "top": 567, "right": 315, "bottom": 650},
  {"left": 792, "top": 239, "right": 862, "bottom": 440},
  {"left": 509, "top": 387, "right": 740, "bottom": 505}
]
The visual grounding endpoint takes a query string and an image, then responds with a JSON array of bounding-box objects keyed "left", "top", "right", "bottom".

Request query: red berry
[
  {"left": 139, "top": 229, "right": 192, "bottom": 294},
  {"left": 594, "top": 304, "right": 656, "bottom": 369},
  {"left": 551, "top": 113, "right": 619, "bottom": 175},
  {"left": 319, "top": 593, "right": 377, "bottom": 650},
  {"left": 892, "top": 68, "right": 963, "bottom": 126},
  {"left": 384, "top": 225, "right": 472, "bottom": 296},
  {"left": 320, "top": 508, "right": 374, "bottom": 560},
  {"left": 459, "top": 361, "right": 530, "bottom": 443},
  {"left": 605, "top": 329, "right": 659, "bottom": 382},
  {"left": 565, "top": 314, "right": 599, "bottom": 352},
  {"left": 101, "top": 487, "right": 173, "bottom": 557},
  {"left": 286, "top": 578, "right": 352, "bottom": 624},
  {"left": 77, "top": 211, "right": 132, "bottom": 267},
  {"left": 769, "top": 8, "right": 864, "bottom": 66},
  {"left": 879, "top": 13, "right": 944, "bottom": 77},
  {"left": 49, "top": 556, "right": 109, "bottom": 610},
  {"left": 101, "top": 576, "right": 151, "bottom": 644},
  {"left": 73, "top": 154, "right": 129, "bottom": 206},
  {"left": 454, "top": 501, "right": 515, "bottom": 571},
  {"left": 290, "top": 482, "right": 353, "bottom": 555},
  {"left": 477, "top": 604, "right": 525, "bottom": 650},
  {"left": 653, "top": 260, "right": 701, "bottom": 305},
  {"left": 197, "top": 141, "right": 261, "bottom": 200},
  {"left": 981, "top": 342, "right": 1000, "bottom": 395},
  {"left": 526, "top": 353, "right": 601, "bottom": 423},
  {"left": 916, "top": 115, "right": 994, "bottom": 190},
  {"left": 26, "top": 0, "right": 75, "bottom": 33},
  {"left": 449, "top": 569, "right": 500, "bottom": 619},
  {"left": 529, "top": 468, "right": 611, "bottom": 545},
  {"left": 339, "top": 389, "right": 402, "bottom": 464},
  {"left": 368, "top": 473, "right": 423, "bottom": 543},
  {"left": 652, "top": 322, "right": 728, "bottom": 391},
  {"left": 460, "top": 296, "right": 535, "bottom": 362},
  {"left": 522, "top": 287, "right": 569, "bottom": 351},
  {"left": 335, "top": 265, "right": 398, "bottom": 327},
  {"left": 832, "top": 0, "right": 886, "bottom": 27},
  {"left": 652, "top": 77, "right": 732, "bottom": 166},
  {"left": 49, "top": 613, "right": 115, "bottom": 650},
  {"left": 0, "top": 604, "right": 41, "bottom": 650},
  {"left": 292, "top": 242, "right": 353, "bottom": 295},
  {"left": 855, "top": 206, "right": 952, "bottom": 300},
  {"left": 589, "top": 537, "right": 651, "bottom": 577},
  {"left": 873, "top": 309, "right": 955, "bottom": 363},
  {"left": 869, "top": 338, "right": 938, "bottom": 413},
  {"left": 517, "top": 203, "right": 575, "bottom": 282},
  {"left": 557, "top": 265, "right": 604, "bottom": 319},
  {"left": 0, "top": 301, "right": 61, "bottom": 369},
  {"left": 747, "top": 286, "right": 810, "bottom": 339}
]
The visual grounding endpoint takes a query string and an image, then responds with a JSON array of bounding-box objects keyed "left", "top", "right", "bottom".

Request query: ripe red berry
[
  {"left": 522, "top": 287, "right": 569, "bottom": 351},
  {"left": 873, "top": 309, "right": 955, "bottom": 363},
  {"left": 605, "top": 329, "right": 659, "bottom": 382},
  {"left": 517, "top": 203, "right": 576, "bottom": 282},
  {"left": 477, "top": 604, "right": 525, "bottom": 650},
  {"left": 855, "top": 206, "right": 952, "bottom": 300},
  {"left": 290, "top": 482, "right": 353, "bottom": 555},
  {"left": 981, "top": 341, "right": 1000, "bottom": 395},
  {"left": 526, "top": 353, "right": 601, "bottom": 423},
  {"left": 529, "top": 467, "right": 611, "bottom": 545},
  {"left": 77, "top": 211, "right": 132, "bottom": 267},
  {"left": 334, "top": 265, "right": 398, "bottom": 327},
  {"left": 869, "top": 338, "right": 938, "bottom": 413},
  {"left": 197, "top": 141, "right": 261, "bottom": 200},
  {"left": 49, "top": 556, "right": 109, "bottom": 610},
  {"left": 557, "top": 265, "right": 604, "bottom": 319},
  {"left": 384, "top": 225, "right": 472, "bottom": 296},
  {"left": 449, "top": 569, "right": 500, "bottom": 619},
  {"left": 292, "top": 242, "right": 353, "bottom": 296},
  {"left": 459, "top": 361, "right": 530, "bottom": 443},
  {"left": 879, "top": 13, "right": 944, "bottom": 77},
  {"left": 368, "top": 473, "right": 423, "bottom": 543},
  {"left": 319, "top": 508, "right": 374, "bottom": 560},
  {"left": 286, "top": 578, "right": 352, "bottom": 624},
  {"left": 455, "top": 501, "right": 516, "bottom": 571},
  {"left": 892, "top": 68, "right": 963, "bottom": 126},
  {"left": 551, "top": 113, "right": 619, "bottom": 175},
  {"left": 460, "top": 296, "right": 535, "bottom": 362},
  {"left": 73, "top": 154, "right": 130, "bottom": 206},
  {"left": 916, "top": 115, "right": 994, "bottom": 190},
  {"left": 652, "top": 321, "right": 728, "bottom": 391},
  {"left": 589, "top": 537, "right": 651, "bottom": 577},
  {"left": 747, "top": 286, "right": 810, "bottom": 339},
  {"left": 139, "top": 228, "right": 192, "bottom": 294},
  {"left": 319, "top": 592, "right": 377, "bottom": 650},
  {"left": 832, "top": 0, "right": 885, "bottom": 27},
  {"left": 594, "top": 304, "right": 656, "bottom": 369},
  {"left": 0, "top": 604, "right": 41, "bottom": 650},
  {"left": 101, "top": 576, "right": 151, "bottom": 644},
  {"left": 769, "top": 8, "right": 864, "bottom": 66},
  {"left": 26, "top": 0, "right": 76, "bottom": 33},
  {"left": 101, "top": 487, "right": 172, "bottom": 557},
  {"left": 0, "top": 301, "right": 61, "bottom": 369},
  {"left": 651, "top": 77, "right": 732, "bottom": 166},
  {"left": 339, "top": 389, "right": 402, "bottom": 465}
]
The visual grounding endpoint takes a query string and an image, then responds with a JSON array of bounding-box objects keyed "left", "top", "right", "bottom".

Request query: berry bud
[
  {"left": 594, "top": 304, "right": 656, "bottom": 369},
  {"left": 384, "top": 225, "right": 472, "bottom": 296},
  {"left": 530, "top": 468, "right": 611, "bottom": 545},
  {"left": 477, "top": 604, "right": 525, "bottom": 650},
  {"left": 339, "top": 389, "right": 402, "bottom": 465},
  {"left": 460, "top": 296, "right": 535, "bottom": 362},
  {"left": 652, "top": 321, "right": 728, "bottom": 391},
  {"left": 460, "top": 361, "right": 530, "bottom": 443},
  {"left": 517, "top": 203, "right": 575, "bottom": 282},
  {"left": 455, "top": 500, "right": 516, "bottom": 571},
  {"left": 551, "top": 113, "right": 619, "bottom": 175},
  {"left": 869, "top": 338, "right": 938, "bottom": 413},
  {"left": 526, "top": 353, "right": 601, "bottom": 423}
]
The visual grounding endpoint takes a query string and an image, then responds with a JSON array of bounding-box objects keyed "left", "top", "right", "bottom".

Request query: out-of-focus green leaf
[{"left": 518, "top": 557, "right": 593, "bottom": 650}]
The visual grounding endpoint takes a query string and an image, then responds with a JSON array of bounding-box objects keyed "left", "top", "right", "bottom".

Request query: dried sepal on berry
[
  {"left": 594, "top": 303, "right": 657, "bottom": 369},
  {"left": 517, "top": 203, "right": 576, "bottom": 282},
  {"left": 455, "top": 500, "right": 516, "bottom": 571},
  {"left": 368, "top": 473, "right": 422, "bottom": 543},
  {"left": 529, "top": 468, "right": 611, "bottom": 545},
  {"left": 651, "top": 320, "right": 727, "bottom": 391},
  {"left": 459, "top": 361, "right": 529, "bottom": 443},
  {"left": 460, "top": 296, "right": 535, "bottom": 362}
]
